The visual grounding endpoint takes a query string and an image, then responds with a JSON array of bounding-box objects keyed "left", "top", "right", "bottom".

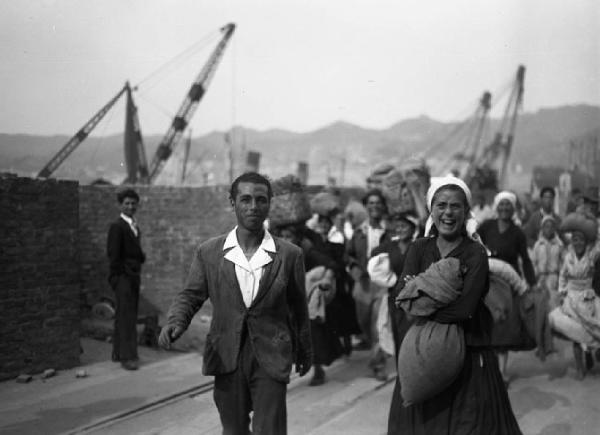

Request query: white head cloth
[
  {"left": 492, "top": 190, "right": 521, "bottom": 225},
  {"left": 424, "top": 176, "right": 480, "bottom": 241},
  {"left": 493, "top": 191, "right": 517, "bottom": 211}
]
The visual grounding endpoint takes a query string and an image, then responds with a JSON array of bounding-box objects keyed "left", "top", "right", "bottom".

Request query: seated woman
[
  {"left": 387, "top": 176, "right": 521, "bottom": 435},
  {"left": 549, "top": 213, "right": 600, "bottom": 379}
]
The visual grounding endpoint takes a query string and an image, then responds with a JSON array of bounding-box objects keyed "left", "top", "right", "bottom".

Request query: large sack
[
  {"left": 269, "top": 175, "right": 312, "bottom": 228},
  {"left": 344, "top": 200, "right": 368, "bottom": 229},
  {"left": 310, "top": 192, "right": 341, "bottom": 217},
  {"left": 484, "top": 274, "right": 512, "bottom": 323},
  {"left": 367, "top": 158, "right": 430, "bottom": 216},
  {"left": 397, "top": 319, "right": 465, "bottom": 406},
  {"left": 560, "top": 212, "right": 598, "bottom": 241}
]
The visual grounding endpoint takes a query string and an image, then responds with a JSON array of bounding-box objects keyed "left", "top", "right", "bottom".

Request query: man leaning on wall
[{"left": 107, "top": 188, "right": 146, "bottom": 371}]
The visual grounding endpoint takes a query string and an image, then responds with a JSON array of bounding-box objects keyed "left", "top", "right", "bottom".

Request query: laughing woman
[{"left": 387, "top": 177, "right": 521, "bottom": 435}]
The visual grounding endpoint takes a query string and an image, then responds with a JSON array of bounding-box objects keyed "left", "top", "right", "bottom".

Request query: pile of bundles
[
  {"left": 366, "top": 157, "right": 430, "bottom": 217},
  {"left": 561, "top": 212, "right": 598, "bottom": 241},
  {"left": 269, "top": 174, "right": 312, "bottom": 228},
  {"left": 395, "top": 258, "right": 465, "bottom": 406},
  {"left": 310, "top": 191, "right": 341, "bottom": 218}
]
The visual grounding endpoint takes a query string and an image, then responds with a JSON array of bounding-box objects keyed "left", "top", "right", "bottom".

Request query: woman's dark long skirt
[
  {"left": 311, "top": 319, "right": 343, "bottom": 366},
  {"left": 387, "top": 347, "right": 522, "bottom": 435}
]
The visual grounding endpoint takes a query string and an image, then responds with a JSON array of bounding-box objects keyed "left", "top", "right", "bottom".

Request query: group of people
[{"left": 107, "top": 171, "right": 600, "bottom": 434}]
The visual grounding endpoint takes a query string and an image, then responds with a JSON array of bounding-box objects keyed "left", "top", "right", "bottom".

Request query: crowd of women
[{"left": 267, "top": 174, "right": 600, "bottom": 434}]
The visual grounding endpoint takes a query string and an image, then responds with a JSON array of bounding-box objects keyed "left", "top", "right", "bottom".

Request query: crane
[
  {"left": 466, "top": 65, "right": 526, "bottom": 191},
  {"left": 38, "top": 22, "right": 235, "bottom": 185},
  {"left": 437, "top": 91, "right": 492, "bottom": 178},
  {"left": 123, "top": 84, "right": 149, "bottom": 184},
  {"left": 37, "top": 83, "right": 131, "bottom": 179},
  {"left": 147, "top": 22, "right": 236, "bottom": 183}
]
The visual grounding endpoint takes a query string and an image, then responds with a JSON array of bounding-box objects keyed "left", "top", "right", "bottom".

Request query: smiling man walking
[{"left": 159, "top": 172, "right": 312, "bottom": 435}]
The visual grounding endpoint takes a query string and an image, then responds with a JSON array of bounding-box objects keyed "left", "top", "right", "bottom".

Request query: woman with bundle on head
[
  {"left": 478, "top": 191, "right": 537, "bottom": 382},
  {"left": 387, "top": 177, "right": 521, "bottom": 435},
  {"left": 549, "top": 213, "right": 600, "bottom": 379},
  {"left": 268, "top": 177, "right": 343, "bottom": 386},
  {"left": 310, "top": 191, "right": 361, "bottom": 356}
]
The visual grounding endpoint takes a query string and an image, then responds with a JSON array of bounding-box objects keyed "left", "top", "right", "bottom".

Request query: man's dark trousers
[
  {"left": 213, "top": 331, "right": 287, "bottom": 435},
  {"left": 112, "top": 274, "right": 140, "bottom": 362}
]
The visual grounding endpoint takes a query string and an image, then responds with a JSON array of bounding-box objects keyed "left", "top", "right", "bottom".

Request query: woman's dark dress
[
  {"left": 314, "top": 238, "right": 361, "bottom": 339},
  {"left": 303, "top": 242, "right": 343, "bottom": 366},
  {"left": 387, "top": 237, "right": 521, "bottom": 435},
  {"left": 479, "top": 219, "right": 537, "bottom": 350},
  {"left": 478, "top": 219, "right": 536, "bottom": 286}
]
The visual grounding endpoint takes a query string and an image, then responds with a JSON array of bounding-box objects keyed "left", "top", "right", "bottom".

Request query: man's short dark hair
[
  {"left": 230, "top": 172, "right": 273, "bottom": 200},
  {"left": 117, "top": 188, "right": 140, "bottom": 204},
  {"left": 540, "top": 186, "right": 555, "bottom": 198},
  {"left": 362, "top": 188, "right": 388, "bottom": 211}
]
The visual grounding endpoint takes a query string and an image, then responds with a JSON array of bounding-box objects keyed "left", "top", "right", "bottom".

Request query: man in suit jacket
[
  {"left": 159, "top": 172, "right": 312, "bottom": 435},
  {"left": 107, "top": 188, "right": 146, "bottom": 370},
  {"left": 346, "top": 189, "right": 391, "bottom": 381}
]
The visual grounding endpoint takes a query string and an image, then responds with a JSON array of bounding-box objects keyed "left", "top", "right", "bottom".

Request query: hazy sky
[{"left": 1, "top": 0, "right": 598, "bottom": 136}]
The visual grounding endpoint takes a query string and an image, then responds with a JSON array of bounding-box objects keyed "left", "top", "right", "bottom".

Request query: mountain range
[{"left": 1, "top": 104, "right": 599, "bottom": 191}]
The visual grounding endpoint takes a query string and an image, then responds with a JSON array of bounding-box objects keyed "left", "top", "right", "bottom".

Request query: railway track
[{"left": 65, "top": 380, "right": 215, "bottom": 434}]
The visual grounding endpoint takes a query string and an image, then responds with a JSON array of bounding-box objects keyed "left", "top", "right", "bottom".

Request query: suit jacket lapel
[
  {"left": 251, "top": 252, "right": 281, "bottom": 308},
  {"left": 220, "top": 254, "right": 247, "bottom": 310},
  {"left": 120, "top": 218, "right": 141, "bottom": 244}
]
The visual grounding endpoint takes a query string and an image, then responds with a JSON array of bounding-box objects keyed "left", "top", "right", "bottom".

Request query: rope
[
  {"left": 134, "top": 30, "right": 219, "bottom": 92},
  {"left": 135, "top": 92, "right": 175, "bottom": 122}
]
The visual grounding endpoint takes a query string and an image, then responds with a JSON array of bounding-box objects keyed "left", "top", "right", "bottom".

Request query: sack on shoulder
[{"left": 397, "top": 319, "right": 465, "bottom": 407}]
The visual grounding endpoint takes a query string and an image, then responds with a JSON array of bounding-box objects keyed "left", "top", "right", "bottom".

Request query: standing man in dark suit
[
  {"left": 107, "top": 188, "right": 145, "bottom": 371},
  {"left": 159, "top": 172, "right": 312, "bottom": 435}
]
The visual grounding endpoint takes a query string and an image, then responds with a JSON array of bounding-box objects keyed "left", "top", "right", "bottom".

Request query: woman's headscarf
[
  {"left": 424, "top": 176, "right": 479, "bottom": 240},
  {"left": 493, "top": 191, "right": 517, "bottom": 211},
  {"left": 492, "top": 190, "right": 521, "bottom": 225}
]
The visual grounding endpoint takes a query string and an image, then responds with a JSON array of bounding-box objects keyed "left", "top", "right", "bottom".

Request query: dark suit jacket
[
  {"left": 346, "top": 226, "right": 393, "bottom": 279},
  {"left": 166, "top": 233, "right": 312, "bottom": 383},
  {"left": 107, "top": 217, "right": 146, "bottom": 285}
]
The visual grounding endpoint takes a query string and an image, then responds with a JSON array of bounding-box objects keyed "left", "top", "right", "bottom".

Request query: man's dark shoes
[{"left": 121, "top": 360, "right": 139, "bottom": 371}]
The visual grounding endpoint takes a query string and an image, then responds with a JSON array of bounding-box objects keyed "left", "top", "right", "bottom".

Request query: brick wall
[
  {"left": 79, "top": 185, "right": 237, "bottom": 315},
  {"left": 78, "top": 184, "right": 365, "bottom": 318},
  {"left": 0, "top": 174, "right": 80, "bottom": 380}
]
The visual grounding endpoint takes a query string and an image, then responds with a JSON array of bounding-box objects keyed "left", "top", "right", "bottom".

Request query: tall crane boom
[
  {"left": 123, "top": 84, "right": 149, "bottom": 184},
  {"left": 466, "top": 65, "right": 525, "bottom": 191},
  {"left": 38, "top": 83, "right": 129, "bottom": 179},
  {"left": 148, "top": 22, "right": 236, "bottom": 183}
]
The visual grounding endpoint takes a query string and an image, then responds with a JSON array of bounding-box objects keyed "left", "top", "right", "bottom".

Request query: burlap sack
[
  {"left": 397, "top": 320, "right": 465, "bottom": 406},
  {"left": 269, "top": 175, "right": 312, "bottom": 228},
  {"left": 310, "top": 192, "right": 341, "bottom": 217},
  {"left": 560, "top": 212, "right": 598, "bottom": 241}
]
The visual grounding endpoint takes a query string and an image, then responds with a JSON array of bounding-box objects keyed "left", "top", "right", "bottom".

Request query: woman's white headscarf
[
  {"left": 492, "top": 190, "right": 521, "bottom": 225},
  {"left": 493, "top": 191, "right": 517, "bottom": 211},
  {"left": 424, "top": 176, "right": 480, "bottom": 240}
]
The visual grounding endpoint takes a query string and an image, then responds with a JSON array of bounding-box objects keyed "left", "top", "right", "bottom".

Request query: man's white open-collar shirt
[{"left": 223, "top": 227, "right": 276, "bottom": 308}]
